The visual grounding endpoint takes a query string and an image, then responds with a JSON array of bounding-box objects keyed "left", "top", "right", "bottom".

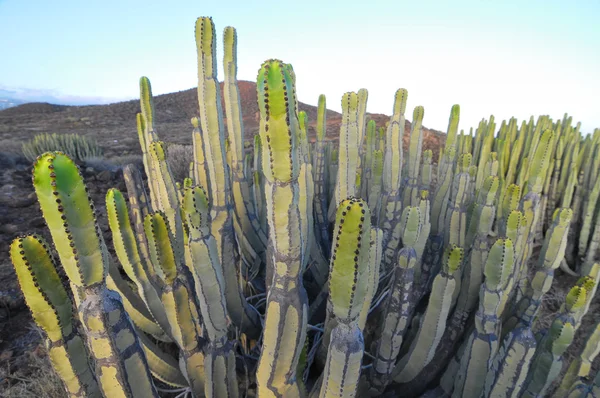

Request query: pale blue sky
[{"left": 1, "top": 0, "right": 599, "bottom": 133}]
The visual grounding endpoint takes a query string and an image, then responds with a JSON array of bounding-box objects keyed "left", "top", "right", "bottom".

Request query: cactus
[
  {"left": 9, "top": 15, "right": 600, "bottom": 398},
  {"left": 254, "top": 59, "right": 308, "bottom": 397},
  {"left": 22, "top": 132, "right": 103, "bottom": 163}
]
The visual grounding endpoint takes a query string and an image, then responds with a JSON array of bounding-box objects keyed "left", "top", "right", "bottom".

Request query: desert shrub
[
  {"left": 21, "top": 133, "right": 103, "bottom": 163},
  {"left": 0, "top": 139, "right": 28, "bottom": 168},
  {"left": 166, "top": 143, "right": 193, "bottom": 183},
  {"left": 106, "top": 154, "right": 144, "bottom": 170}
]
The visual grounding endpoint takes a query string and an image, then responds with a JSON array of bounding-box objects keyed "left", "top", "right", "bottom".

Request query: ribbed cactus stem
[
  {"left": 191, "top": 117, "right": 211, "bottom": 201},
  {"left": 195, "top": 17, "right": 261, "bottom": 338},
  {"left": 393, "top": 245, "right": 463, "bottom": 383},
  {"left": 554, "top": 320, "right": 600, "bottom": 397},
  {"left": 379, "top": 88, "right": 407, "bottom": 271},
  {"left": 10, "top": 235, "right": 101, "bottom": 398},
  {"left": 222, "top": 25, "right": 268, "bottom": 268},
  {"left": 255, "top": 59, "right": 308, "bottom": 397},
  {"left": 505, "top": 208, "right": 572, "bottom": 333},
  {"left": 449, "top": 238, "right": 515, "bottom": 398},
  {"left": 399, "top": 177, "right": 500, "bottom": 396},
  {"left": 319, "top": 198, "right": 372, "bottom": 398},
  {"left": 370, "top": 206, "right": 421, "bottom": 392},
  {"left": 483, "top": 326, "right": 537, "bottom": 398},
  {"left": 33, "top": 152, "right": 159, "bottom": 397},
  {"left": 521, "top": 287, "right": 582, "bottom": 398},
  {"left": 331, "top": 92, "right": 360, "bottom": 213},
  {"left": 403, "top": 106, "right": 425, "bottom": 207},
  {"left": 313, "top": 94, "right": 331, "bottom": 254},
  {"left": 106, "top": 188, "right": 172, "bottom": 341}
]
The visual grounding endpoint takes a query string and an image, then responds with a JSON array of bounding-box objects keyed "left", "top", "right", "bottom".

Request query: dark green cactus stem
[
  {"left": 195, "top": 16, "right": 261, "bottom": 339},
  {"left": 255, "top": 59, "right": 308, "bottom": 398}
]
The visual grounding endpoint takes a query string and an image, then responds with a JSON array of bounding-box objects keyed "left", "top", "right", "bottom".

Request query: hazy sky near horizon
[{"left": 1, "top": 0, "right": 599, "bottom": 133}]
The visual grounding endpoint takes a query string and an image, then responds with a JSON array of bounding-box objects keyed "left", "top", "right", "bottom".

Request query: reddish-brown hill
[{"left": 0, "top": 81, "right": 445, "bottom": 159}]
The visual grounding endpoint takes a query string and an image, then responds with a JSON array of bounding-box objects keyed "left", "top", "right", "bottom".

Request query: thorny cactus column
[
  {"left": 25, "top": 152, "right": 159, "bottom": 397},
  {"left": 195, "top": 17, "right": 261, "bottom": 339},
  {"left": 319, "top": 198, "right": 374, "bottom": 398},
  {"left": 255, "top": 59, "right": 308, "bottom": 398}
]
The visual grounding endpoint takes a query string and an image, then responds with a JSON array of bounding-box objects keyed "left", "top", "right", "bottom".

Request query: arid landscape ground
[{"left": 0, "top": 82, "right": 594, "bottom": 396}]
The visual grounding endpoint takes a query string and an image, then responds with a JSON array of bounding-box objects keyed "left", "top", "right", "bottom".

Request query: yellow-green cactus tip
[
  {"left": 191, "top": 117, "right": 200, "bottom": 128},
  {"left": 394, "top": 88, "right": 408, "bottom": 114},
  {"left": 444, "top": 245, "right": 464, "bottom": 273},
  {"left": 451, "top": 104, "right": 460, "bottom": 117},
  {"left": 565, "top": 286, "right": 587, "bottom": 312},
  {"left": 195, "top": 17, "right": 215, "bottom": 55},
  {"left": 553, "top": 208, "right": 573, "bottom": 225},
  {"left": 413, "top": 106, "right": 424, "bottom": 123},
  {"left": 400, "top": 206, "right": 421, "bottom": 247},
  {"left": 150, "top": 141, "right": 167, "bottom": 161}
]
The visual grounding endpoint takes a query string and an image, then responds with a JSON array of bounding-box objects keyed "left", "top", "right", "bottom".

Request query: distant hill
[{"left": 0, "top": 81, "right": 445, "bottom": 159}]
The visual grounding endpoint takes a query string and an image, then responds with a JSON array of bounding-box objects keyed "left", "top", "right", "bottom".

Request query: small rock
[
  {"left": 0, "top": 224, "right": 19, "bottom": 234},
  {"left": 85, "top": 167, "right": 95, "bottom": 177},
  {"left": 96, "top": 170, "right": 113, "bottom": 182},
  {"left": 8, "top": 195, "right": 36, "bottom": 208},
  {"left": 28, "top": 216, "right": 47, "bottom": 228},
  {"left": 0, "top": 184, "right": 16, "bottom": 191},
  {"left": 0, "top": 349, "right": 12, "bottom": 361}
]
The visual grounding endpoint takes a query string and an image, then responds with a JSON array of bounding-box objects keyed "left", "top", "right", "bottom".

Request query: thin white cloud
[{"left": 0, "top": 85, "right": 131, "bottom": 106}]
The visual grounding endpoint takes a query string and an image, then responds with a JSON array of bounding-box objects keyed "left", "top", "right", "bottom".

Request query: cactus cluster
[
  {"left": 22, "top": 132, "right": 103, "bottom": 163},
  {"left": 9, "top": 16, "right": 600, "bottom": 398}
]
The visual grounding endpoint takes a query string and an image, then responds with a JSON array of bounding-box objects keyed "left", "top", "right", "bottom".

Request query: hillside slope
[{"left": 0, "top": 81, "right": 445, "bottom": 159}]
